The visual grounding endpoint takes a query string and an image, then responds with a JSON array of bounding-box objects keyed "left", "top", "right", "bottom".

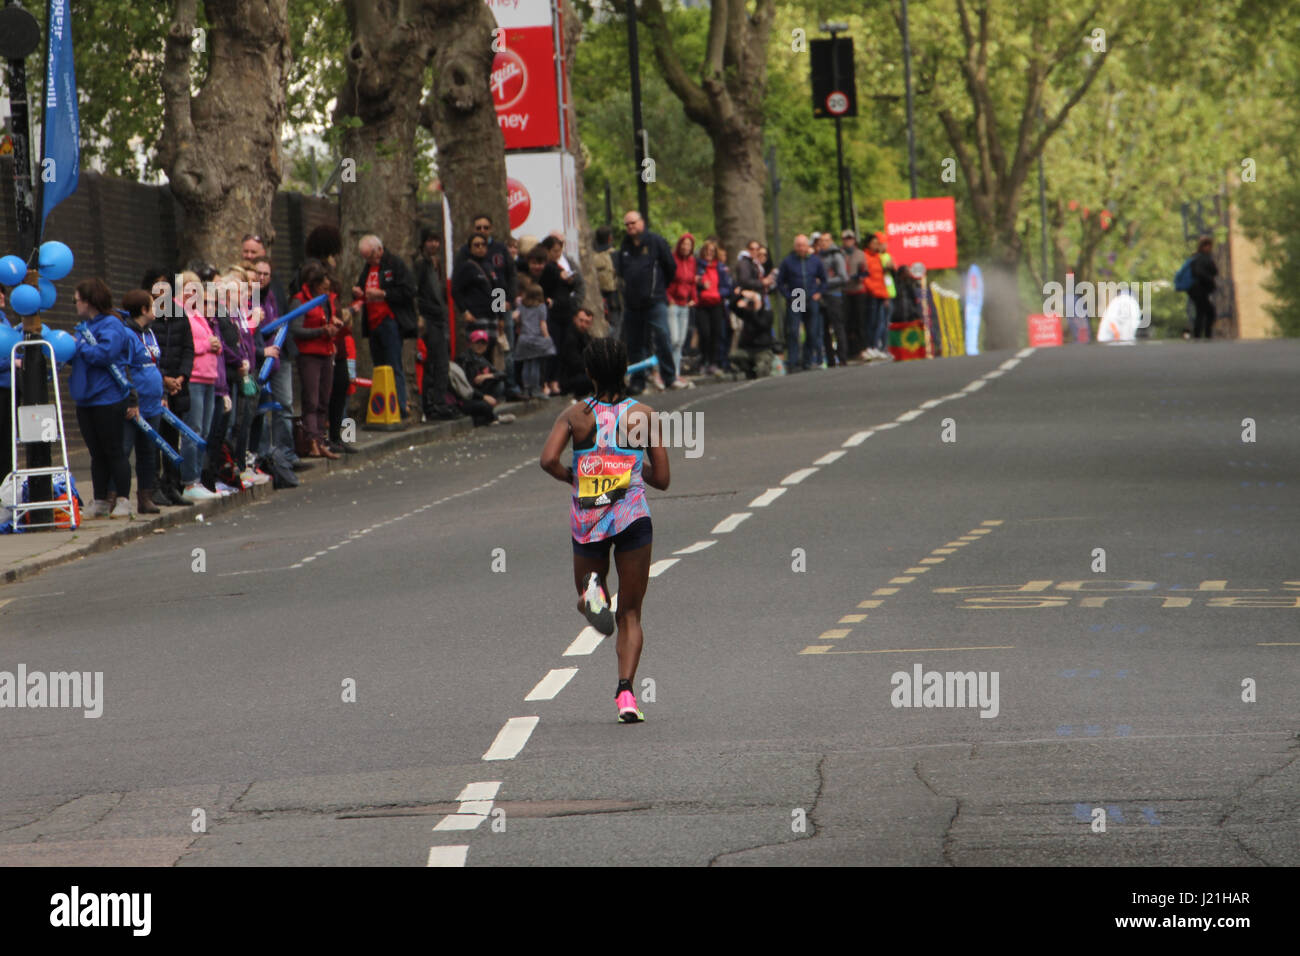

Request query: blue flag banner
[{"left": 40, "top": 0, "right": 79, "bottom": 232}]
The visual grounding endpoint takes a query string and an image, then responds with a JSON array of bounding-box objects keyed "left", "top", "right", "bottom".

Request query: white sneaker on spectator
[
  {"left": 670, "top": 379, "right": 692, "bottom": 389},
  {"left": 241, "top": 469, "right": 270, "bottom": 486},
  {"left": 494, "top": 413, "right": 516, "bottom": 424},
  {"left": 109, "top": 496, "right": 132, "bottom": 518},
  {"left": 182, "top": 483, "right": 218, "bottom": 502},
  {"left": 89, "top": 499, "right": 111, "bottom": 517}
]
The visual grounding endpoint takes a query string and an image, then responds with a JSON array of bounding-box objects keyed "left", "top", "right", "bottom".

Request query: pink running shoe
[{"left": 616, "top": 690, "right": 644, "bottom": 724}]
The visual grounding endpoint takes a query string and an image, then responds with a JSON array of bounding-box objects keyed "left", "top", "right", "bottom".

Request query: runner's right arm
[{"left": 540, "top": 407, "right": 575, "bottom": 484}]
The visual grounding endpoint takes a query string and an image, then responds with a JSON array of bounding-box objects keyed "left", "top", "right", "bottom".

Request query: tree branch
[{"left": 642, "top": 0, "right": 712, "bottom": 125}]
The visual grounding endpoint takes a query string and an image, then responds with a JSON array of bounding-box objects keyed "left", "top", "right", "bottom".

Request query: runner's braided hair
[{"left": 584, "top": 336, "right": 628, "bottom": 404}]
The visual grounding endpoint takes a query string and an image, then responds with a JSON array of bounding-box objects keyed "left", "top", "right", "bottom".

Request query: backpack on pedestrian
[{"left": 1174, "top": 258, "right": 1194, "bottom": 293}]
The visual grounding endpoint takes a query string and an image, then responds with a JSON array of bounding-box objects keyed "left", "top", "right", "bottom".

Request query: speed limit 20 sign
[{"left": 825, "top": 92, "right": 850, "bottom": 116}]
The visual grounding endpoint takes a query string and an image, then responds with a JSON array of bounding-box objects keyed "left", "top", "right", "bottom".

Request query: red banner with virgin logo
[{"left": 487, "top": 0, "right": 564, "bottom": 151}]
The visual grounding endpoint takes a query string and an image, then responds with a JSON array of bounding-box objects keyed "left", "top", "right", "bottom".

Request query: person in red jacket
[
  {"left": 291, "top": 261, "right": 345, "bottom": 459},
  {"left": 665, "top": 233, "right": 697, "bottom": 386}
]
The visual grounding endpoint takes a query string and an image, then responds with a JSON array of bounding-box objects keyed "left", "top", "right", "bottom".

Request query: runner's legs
[{"left": 611, "top": 540, "right": 652, "bottom": 681}]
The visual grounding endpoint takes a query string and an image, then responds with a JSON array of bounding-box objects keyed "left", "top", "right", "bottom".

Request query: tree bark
[
  {"left": 419, "top": 0, "right": 508, "bottom": 260},
  {"left": 335, "top": 0, "right": 441, "bottom": 287},
  {"left": 560, "top": 0, "right": 604, "bottom": 322},
  {"left": 642, "top": 0, "right": 774, "bottom": 258},
  {"left": 159, "top": 0, "right": 290, "bottom": 269}
]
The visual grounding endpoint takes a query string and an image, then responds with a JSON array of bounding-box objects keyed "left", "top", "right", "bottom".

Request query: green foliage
[{"left": 572, "top": 6, "right": 715, "bottom": 241}]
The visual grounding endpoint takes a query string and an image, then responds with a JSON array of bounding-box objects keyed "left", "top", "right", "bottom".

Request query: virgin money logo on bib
[
  {"left": 491, "top": 49, "right": 527, "bottom": 111},
  {"left": 506, "top": 178, "right": 531, "bottom": 231},
  {"left": 578, "top": 455, "right": 603, "bottom": 477}
]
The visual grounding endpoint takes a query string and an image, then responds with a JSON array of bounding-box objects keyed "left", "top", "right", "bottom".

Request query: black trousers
[
  {"left": 76, "top": 400, "right": 130, "bottom": 502},
  {"left": 845, "top": 294, "right": 867, "bottom": 356},
  {"left": 1191, "top": 292, "right": 1214, "bottom": 339},
  {"left": 821, "top": 295, "right": 848, "bottom": 365},
  {"left": 422, "top": 317, "right": 451, "bottom": 412}
]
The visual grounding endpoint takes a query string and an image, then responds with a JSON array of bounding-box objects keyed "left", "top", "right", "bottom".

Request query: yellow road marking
[
  {"left": 906, "top": 567, "right": 929, "bottom": 574},
  {"left": 889, "top": 576, "right": 915, "bottom": 584},
  {"left": 873, "top": 587, "right": 899, "bottom": 596},
  {"left": 981, "top": 520, "right": 1004, "bottom": 526},
  {"left": 932, "top": 548, "right": 957, "bottom": 554},
  {"left": 815, "top": 645, "right": 1015, "bottom": 655},
  {"left": 945, "top": 542, "right": 969, "bottom": 547},
  {"left": 857, "top": 600, "right": 883, "bottom": 609},
  {"left": 800, "top": 645, "right": 833, "bottom": 654},
  {"left": 967, "top": 529, "right": 992, "bottom": 535},
  {"left": 838, "top": 614, "right": 867, "bottom": 623},
  {"left": 819, "top": 628, "right": 851, "bottom": 640},
  {"left": 0, "top": 599, "right": 10, "bottom": 612},
  {"left": 1257, "top": 642, "right": 1300, "bottom": 646},
  {"left": 919, "top": 557, "right": 945, "bottom": 564},
  {"left": 957, "top": 536, "right": 979, "bottom": 542}
]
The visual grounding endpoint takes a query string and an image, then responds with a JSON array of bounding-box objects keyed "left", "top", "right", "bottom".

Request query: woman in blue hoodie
[
  {"left": 71, "top": 278, "right": 137, "bottom": 518},
  {"left": 114, "top": 289, "right": 165, "bottom": 515}
]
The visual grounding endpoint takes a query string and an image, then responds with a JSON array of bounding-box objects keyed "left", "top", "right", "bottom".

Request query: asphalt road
[{"left": 1, "top": 339, "right": 1296, "bottom": 867}]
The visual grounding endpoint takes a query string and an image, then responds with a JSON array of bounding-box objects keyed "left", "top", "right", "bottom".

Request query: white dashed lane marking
[
  {"left": 524, "top": 668, "right": 579, "bottom": 701},
  {"left": 673, "top": 539, "right": 717, "bottom": 554},
  {"left": 748, "top": 488, "right": 787, "bottom": 507},
  {"left": 648, "top": 558, "right": 679, "bottom": 577},
  {"left": 781, "top": 468, "right": 818, "bottom": 485},
  {"left": 842, "top": 430, "right": 874, "bottom": 446},
  {"left": 483, "top": 717, "right": 539, "bottom": 761},
  {"left": 895, "top": 409, "right": 924, "bottom": 422},
  {"left": 563, "top": 627, "right": 605, "bottom": 656},
  {"left": 711, "top": 512, "right": 752, "bottom": 534},
  {"left": 427, "top": 846, "right": 469, "bottom": 867},
  {"left": 813, "top": 450, "right": 846, "bottom": 465}
]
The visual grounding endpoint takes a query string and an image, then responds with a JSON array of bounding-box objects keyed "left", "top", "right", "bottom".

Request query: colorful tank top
[{"left": 571, "top": 397, "right": 651, "bottom": 543}]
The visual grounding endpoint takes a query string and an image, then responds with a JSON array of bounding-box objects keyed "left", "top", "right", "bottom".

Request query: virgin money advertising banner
[
  {"left": 883, "top": 197, "right": 958, "bottom": 270},
  {"left": 487, "top": 0, "right": 564, "bottom": 150},
  {"left": 505, "top": 151, "right": 579, "bottom": 257}
]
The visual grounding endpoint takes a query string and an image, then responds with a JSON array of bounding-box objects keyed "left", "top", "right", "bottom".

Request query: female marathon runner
[{"left": 540, "top": 338, "right": 670, "bottom": 723}]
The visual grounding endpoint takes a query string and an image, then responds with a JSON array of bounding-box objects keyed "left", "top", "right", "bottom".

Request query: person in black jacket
[
  {"left": 557, "top": 307, "right": 596, "bottom": 397},
  {"left": 353, "top": 234, "right": 418, "bottom": 421},
  {"left": 450, "top": 235, "right": 497, "bottom": 340},
  {"left": 615, "top": 210, "right": 678, "bottom": 394},
  {"left": 145, "top": 268, "right": 195, "bottom": 506},
  {"left": 413, "top": 225, "right": 459, "bottom": 420},
  {"left": 1190, "top": 234, "right": 1218, "bottom": 340}
]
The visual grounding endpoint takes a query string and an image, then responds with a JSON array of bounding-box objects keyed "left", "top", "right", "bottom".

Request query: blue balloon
[
  {"left": 37, "top": 241, "right": 74, "bottom": 281},
  {"left": 9, "top": 284, "right": 41, "bottom": 316},
  {"left": 41, "top": 327, "right": 77, "bottom": 364},
  {"left": 37, "top": 277, "right": 57, "bottom": 310},
  {"left": 0, "top": 323, "right": 21, "bottom": 359},
  {"left": 0, "top": 255, "right": 26, "bottom": 287}
]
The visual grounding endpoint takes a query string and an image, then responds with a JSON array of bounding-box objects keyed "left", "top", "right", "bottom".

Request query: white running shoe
[
  {"left": 109, "top": 497, "right": 132, "bottom": 518},
  {"left": 182, "top": 483, "right": 219, "bottom": 502},
  {"left": 670, "top": 379, "right": 693, "bottom": 389},
  {"left": 241, "top": 469, "right": 271, "bottom": 486},
  {"left": 88, "top": 499, "right": 111, "bottom": 517}
]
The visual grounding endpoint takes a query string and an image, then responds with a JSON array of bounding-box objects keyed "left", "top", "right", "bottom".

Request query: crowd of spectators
[{"left": 0, "top": 209, "right": 926, "bottom": 522}]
